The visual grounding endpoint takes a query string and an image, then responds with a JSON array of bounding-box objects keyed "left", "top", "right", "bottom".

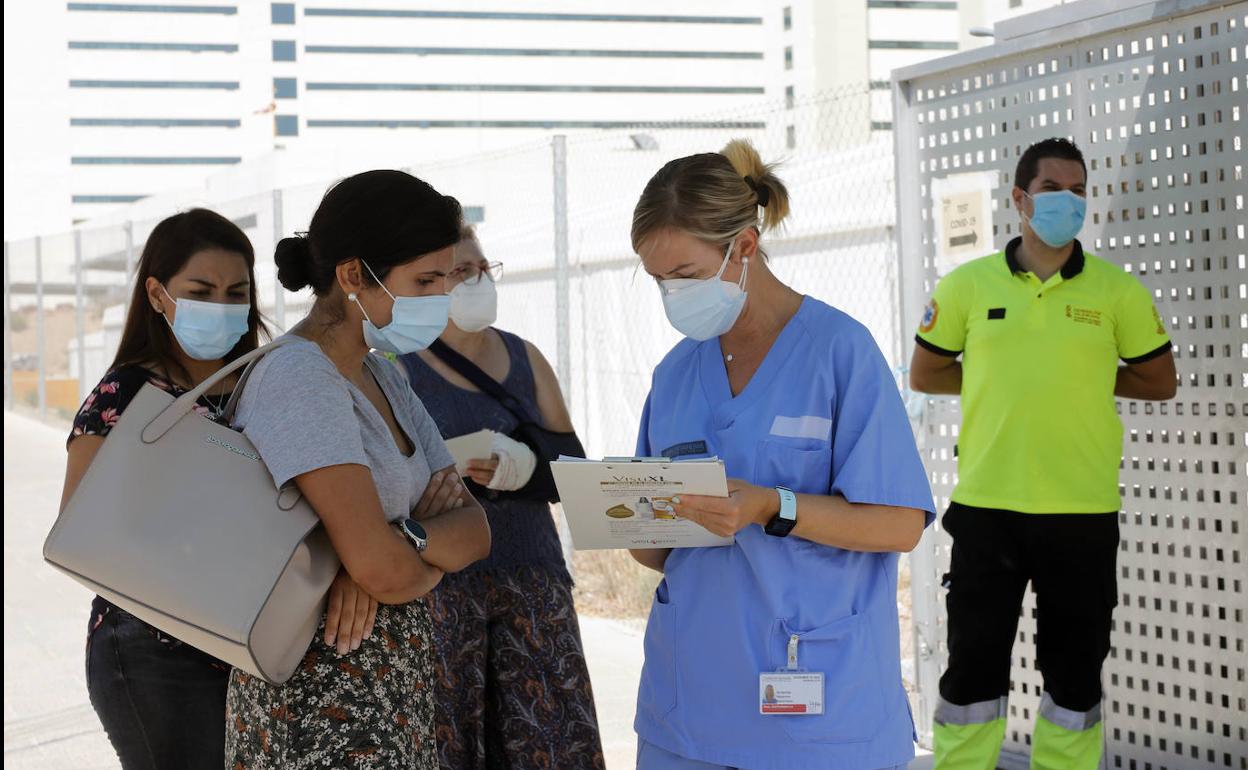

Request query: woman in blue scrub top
[{"left": 629, "top": 139, "right": 936, "bottom": 770}]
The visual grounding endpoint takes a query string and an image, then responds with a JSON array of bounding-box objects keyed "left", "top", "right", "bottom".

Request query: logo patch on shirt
[
  {"left": 919, "top": 299, "right": 939, "bottom": 333},
  {"left": 660, "top": 440, "right": 708, "bottom": 459},
  {"left": 987, "top": 307, "right": 1006, "bottom": 320},
  {"left": 1065, "top": 305, "right": 1103, "bottom": 326}
]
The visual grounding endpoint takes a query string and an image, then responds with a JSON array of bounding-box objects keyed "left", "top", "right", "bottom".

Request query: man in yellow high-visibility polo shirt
[{"left": 910, "top": 137, "right": 1177, "bottom": 770}]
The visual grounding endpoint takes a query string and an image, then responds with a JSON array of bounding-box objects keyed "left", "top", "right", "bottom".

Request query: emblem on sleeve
[{"left": 919, "top": 299, "right": 939, "bottom": 333}]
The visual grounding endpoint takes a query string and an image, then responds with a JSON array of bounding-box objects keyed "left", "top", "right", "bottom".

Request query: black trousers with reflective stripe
[{"left": 938, "top": 502, "right": 1119, "bottom": 715}]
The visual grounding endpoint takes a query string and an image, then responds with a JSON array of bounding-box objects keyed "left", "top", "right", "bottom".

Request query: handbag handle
[{"left": 141, "top": 337, "right": 295, "bottom": 444}]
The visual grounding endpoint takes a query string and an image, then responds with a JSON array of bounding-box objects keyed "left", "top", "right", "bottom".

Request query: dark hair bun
[{"left": 274, "top": 236, "right": 313, "bottom": 291}]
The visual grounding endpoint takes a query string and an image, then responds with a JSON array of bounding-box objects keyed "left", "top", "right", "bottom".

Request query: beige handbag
[{"left": 44, "top": 339, "right": 340, "bottom": 685}]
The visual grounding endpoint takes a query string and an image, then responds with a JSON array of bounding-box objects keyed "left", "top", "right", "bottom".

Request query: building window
[
  {"left": 785, "top": 85, "right": 794, "bottom": 109},
  {"left": 68, "top": 3, "right": 237, "bottom": 14},
  {"left": 72, "top": 194, "right": 147, "bottom": 204},
  {"left": 786, "top": 125, "right": 796, "bottom": 149},
  {"left": 783, "top": 6, "right": 791, "bottom": 30},
  {"left": 306, "top": 118, "right": 766, "bottom": 129},
  {"left": 70, "top": 79, "right": 240, "bottom": 90},
  {"left": 71, "top": 156, "right": 241, "bottom": 165},
  {"left": 304, "top": 44, "right": 763, "bottom": 60},
  {"left": 867, "top": 1, "right": 957, "bottom": 8},
  {"left": 784, "top": 46, "right": 793, "bottom": 70},
  {"left": 274, "top": 77, "right": 297, "bottom": 98},
  {"left": 69, "top": 40, "right": 238, "bottom": 52},
  {"left": 271, "top": 2, "right": 294, "bottom": 23},
  {"left": 275, "top": 114, "right": 298, "bottom": 136},
  {"left": 868, "top": 40, "right": 959, "bottom": 50},
  {"left": 305, "top": 81, "right": 764, "bottom": 95},
  {"left": 304, "top": 8, "right": 763, "bottom": 24},
  {"left": 272, "top": 40, "right": 296, "bottom": 61},
  {"left": 1009, "top": 0, "right": 1022, "bottom": 6},
  {"left": 70, "top": 117, "right": 241, "bottom": 127}
]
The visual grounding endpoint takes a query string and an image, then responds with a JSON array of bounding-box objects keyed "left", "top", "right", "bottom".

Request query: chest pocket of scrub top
[
  {"left": 753, "top": 438, "right": 833, "bottom": 494},
  {"left": 769, "top": 613, "right": 886, "bottom": 743}
]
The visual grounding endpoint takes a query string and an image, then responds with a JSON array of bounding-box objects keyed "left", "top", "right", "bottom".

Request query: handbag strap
[
  {"left": 427, "top": 339, "right": 538, "bottom": 426},
  {"left": 140, "top": 337, "right": 296, "bottom": 444}
]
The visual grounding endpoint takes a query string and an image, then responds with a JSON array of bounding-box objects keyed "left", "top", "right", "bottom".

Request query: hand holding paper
[
  {"left": 671, "top": 478, "right": 779, "bottom": 538},
  {"left": 483, "top": 432, "right": 537, "bottom": 491},
  {"left": 444, "top": 429, "right": 496, "bottom": 474}
]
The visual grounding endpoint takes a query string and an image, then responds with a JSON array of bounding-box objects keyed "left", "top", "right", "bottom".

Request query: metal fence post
[
  {"left": 551, "top": 135, "right": 576, "bottom": 582},
  {"left": 272, "top": 189, "right": 286, "bottom": 331},
  {"left": 892, "top": 77, "right": 942, "bottom": 749},
  {"left": 552, "top": 135, "right": 571, "bottom": 402},
  {"left": 74, "top": 230, "right": 87, "bottom": 403},
  {"left": 3, "top": 241, "right": 12, "bottom": 412},
  {"left": 123, "top": 221, "right": 136, "bottom": 315},
  {"left": 34, "top": 236, "right": 46, "bottom": 420}
]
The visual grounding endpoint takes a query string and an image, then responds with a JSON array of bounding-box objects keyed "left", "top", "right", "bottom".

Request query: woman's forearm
[
  {"left": 790, "top": 494, "right": 926, "bottom": 553},
  {"left": 417, "top": 501, "right": 492, "bottom": 572},
  {"left": 629, "top": 547, "right": 672, "bottom": 573}
]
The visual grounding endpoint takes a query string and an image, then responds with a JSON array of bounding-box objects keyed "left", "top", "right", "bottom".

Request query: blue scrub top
[{"left": 634, "top": 297, "right": 935, "bottom": 770}]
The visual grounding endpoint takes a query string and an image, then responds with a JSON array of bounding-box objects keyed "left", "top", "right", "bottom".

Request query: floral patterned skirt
[
  {"left": 225, "top": 600, "right": 436, "bottom": 770},
  {"left": 426, "top": 565, "right": 605, "bottom": 770}
]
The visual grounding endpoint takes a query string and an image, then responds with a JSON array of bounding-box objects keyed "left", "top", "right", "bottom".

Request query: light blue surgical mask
[
  {"left": 658, "top": 241, "right": 748, "bottom": 341},
  {"left": 1023, "top": 190, "right": 1086, "bottom": 248},
  {"left": 161, "top": 287, "right": 250, "bottom": 361},
  {"left": 353, "top": 262, "right": 449, "bottom": 355}
]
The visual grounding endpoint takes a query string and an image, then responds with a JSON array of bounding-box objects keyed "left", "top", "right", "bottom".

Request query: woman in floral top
[{"left": 59, "top": 208, "right": 273, "bottom": 770}]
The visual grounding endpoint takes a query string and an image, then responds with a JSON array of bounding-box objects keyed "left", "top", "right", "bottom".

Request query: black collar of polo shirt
[{"left": 1004, "top": 237, "right": 1086, "bottom": 280}]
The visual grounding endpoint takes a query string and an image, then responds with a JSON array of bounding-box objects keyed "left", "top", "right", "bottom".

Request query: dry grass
[{"left": 571, "top": 549, "right": 663, "bottom": 620}]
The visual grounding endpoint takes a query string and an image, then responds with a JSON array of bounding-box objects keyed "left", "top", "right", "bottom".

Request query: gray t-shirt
[{"left": 233, "top": 335, "right": 454, "bottom": 523}]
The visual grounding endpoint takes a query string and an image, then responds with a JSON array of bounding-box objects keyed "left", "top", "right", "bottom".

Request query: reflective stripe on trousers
[{"left": 933, "top": 693, "right": 1103, "bottom": 770}]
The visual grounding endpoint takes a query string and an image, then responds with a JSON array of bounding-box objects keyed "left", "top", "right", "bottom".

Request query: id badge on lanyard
[{"left": 759, "top": 633, "right": 824, "bottom": 715}]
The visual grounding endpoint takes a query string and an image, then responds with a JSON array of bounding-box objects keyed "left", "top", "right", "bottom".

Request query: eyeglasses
[{"left": 449, "top": 261, "right": 503, "bottom": 286}]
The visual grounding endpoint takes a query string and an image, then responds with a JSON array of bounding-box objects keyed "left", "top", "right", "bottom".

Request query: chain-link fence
[{"left": 4, "top": 85, "right": 901, "bottom": 460}]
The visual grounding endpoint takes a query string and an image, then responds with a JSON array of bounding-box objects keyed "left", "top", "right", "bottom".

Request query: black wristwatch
[
  {"left": 399, "top": 518, "right": 428, "bottom": 553},
  {"left": 764, "top": 487, "right": 798, "bottom": 537}
]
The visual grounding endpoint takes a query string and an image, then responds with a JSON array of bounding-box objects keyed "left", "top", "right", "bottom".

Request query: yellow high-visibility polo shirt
[{"left": 916, "top": 238, "right": 1171, "bottom": 513}]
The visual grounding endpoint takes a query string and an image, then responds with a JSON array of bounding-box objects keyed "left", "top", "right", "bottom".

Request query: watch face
[{"left": 403, "top": 519, "right": 427, "bottom": 541}]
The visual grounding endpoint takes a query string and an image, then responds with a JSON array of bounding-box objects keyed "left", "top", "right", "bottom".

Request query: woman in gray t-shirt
[{"left": 225, "top": 170, "right": 490, "bottom": 769}]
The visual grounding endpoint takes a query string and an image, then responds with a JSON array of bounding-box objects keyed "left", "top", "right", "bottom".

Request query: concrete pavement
[{"left": 4, "top": 411, "right": 117, "bottom": 769}]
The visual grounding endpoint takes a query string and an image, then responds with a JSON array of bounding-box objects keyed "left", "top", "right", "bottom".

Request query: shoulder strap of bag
[
  {"left": 427, "top": 339, "right": 538, "bottom": 426},
  {"left": 140, "top": 337, "right": 296, "bottom": 444}
]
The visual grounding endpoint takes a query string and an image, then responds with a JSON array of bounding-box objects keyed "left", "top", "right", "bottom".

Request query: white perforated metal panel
[{"left": 893, "top": 2, "right": 1247, "bottom": 767}]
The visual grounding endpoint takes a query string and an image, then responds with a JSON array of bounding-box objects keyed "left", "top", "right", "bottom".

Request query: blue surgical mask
[
  {"left": 354, "top": 262, "right": 449, "bottom": 355},
  {"left": 658, "top": 241, "right": 748, "bottom": 341},
  {"left": 1024, "top": 190, "right": 1086, "bottom": 248},
  {"left": 161, "top": 288, "right": 250, "bottom": 361}
]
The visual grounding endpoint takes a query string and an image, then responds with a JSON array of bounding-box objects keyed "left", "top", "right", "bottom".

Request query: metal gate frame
[{"left": 892, "top": 1, "right": 1247, "bottom": 767}]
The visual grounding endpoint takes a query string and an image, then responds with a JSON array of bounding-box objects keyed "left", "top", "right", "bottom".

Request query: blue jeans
[{"left": 86, "top": 605, "right": 230, "bottom": 770}]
